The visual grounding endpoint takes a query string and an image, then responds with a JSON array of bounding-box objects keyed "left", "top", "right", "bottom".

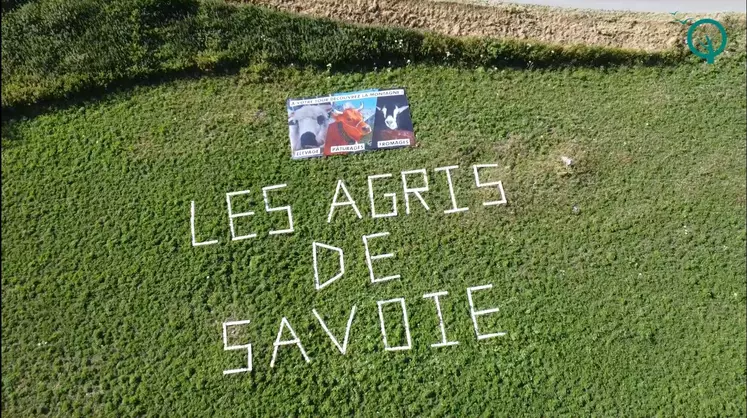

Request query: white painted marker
[
  {"left": 222, "top": 320, "right": 252, "bottom": 375},
  {"left": 472, "top": 164, "right": 507, "bottom": 206},
  {"left": 262, "top": 184, "right": 294, "bottom": 235},
  {"left": 367, "top": 173, "right": 398, "bottom": 218},
  {"left": 312, "top": 242, "right": 345, "bottom": 291},
  {"left": 377, "top": 298, "right": 412, "bottom": 351},
  {"left": 327, "top": 180, "right": 363, "bottom": 223},
  {"left": 191, "top": 201, "right": 219, "bottom": 246},
  {"left": 435, "top": 165, "right": 469, "bottom": 214},
  {"left": 226, "top": 190, "right": 257, "bottom": 241},
  {"left": 466, "top": 284, "right": 506, "bottom": 340},
  {"left": 270, "top": 317, "right": 310, "bottom": 368},
  {"left": 312, "top": 306, "right": 357, "bottom": 355},
  {"left": 423, "top": 291, "right": 459, "bottom": 348},
  {"left": 401, "top": 168, "right": 431, "bottom": 214},
  {"left": 362, "top": 232, "right": 401, "bottom": 284}
]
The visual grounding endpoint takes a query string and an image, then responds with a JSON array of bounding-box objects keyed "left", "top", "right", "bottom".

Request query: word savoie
[
  {"left": 222, "top": 284, "right": 504, "bottom": 374},
  {"left": 190, "top": 163, "right": 507, "bottom": 246}
]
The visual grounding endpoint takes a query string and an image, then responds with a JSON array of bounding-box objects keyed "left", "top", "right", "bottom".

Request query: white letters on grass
[
  {"left": 377, "top": 298, "right": 412, "bottom": 351},
  {"left": 367, "top": 174, "right": 398, "bottom": 218},
  {"left": 222, "top": 283, "right": 506, "bottom": 374},
  {"left": 363, "top": 232, "right": 400, "bottom": 284},
  {"left": 472, "top": 164, "right": 507, "bottom": 206},
  {"left": 193, "top": 162, "right": 508, "bottom": 247},
  {"left": 226, "top": 190, "right": 257, "bottom": 241},
  {"left": 401, "top": 169, "right": 430, "bottom": 214},
  {"left": 262, "top": 184, "right": 294, "bottom": 235},
  {"left": 327, "top": 180, "right": 363, "bottom": 223},
  {"left": 466, "top": 284, "right": 506, "bottom": 340},
  {"left": 200, "top": 164, "right": 511, "bottom": 374},
  {"left": 312, "top": 306, "right": 357, "bottom": 355},
  {"left": 434, "top": 165, "right": 469, "bottom": 214},
  {"left": 423, "top": 291, "right": 459, "bottom": 348},
  {"left": 271, "top": 317, "right": 310, "bottom": 368},
  {"left": 222, "top": 320, "right": 252, "bottom": 375},
  {"left": 191, "top": 201, "right": 219, "bottom": 246},
  {"left": 312, "top": 242, "right": 345, "bottom": 291}
]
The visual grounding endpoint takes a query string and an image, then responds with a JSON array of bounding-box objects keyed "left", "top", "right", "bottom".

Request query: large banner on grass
[{"left": 287, "top": 88, "right": 415, "bottom": 159}]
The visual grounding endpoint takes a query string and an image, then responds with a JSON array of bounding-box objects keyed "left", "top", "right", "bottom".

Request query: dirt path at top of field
[{"left": 236, "top": 0, "right": 745, "bottom": 51}]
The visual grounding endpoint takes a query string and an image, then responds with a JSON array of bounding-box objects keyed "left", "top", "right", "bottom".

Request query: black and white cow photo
[{"left": 288, "top": 104, "right": 332, "bottom": 151}]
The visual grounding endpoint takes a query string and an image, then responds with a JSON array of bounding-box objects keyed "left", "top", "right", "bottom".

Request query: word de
[
  {"left": 222, "top": 284, "right": 505, "bottom": 374},
  {"left": 313, "top": 231, "right": 400, "bottom": 290}
]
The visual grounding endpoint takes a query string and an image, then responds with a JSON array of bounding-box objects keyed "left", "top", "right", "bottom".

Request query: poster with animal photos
[{"left": 287, "top": 88, "right": 416, "bottom": 159}]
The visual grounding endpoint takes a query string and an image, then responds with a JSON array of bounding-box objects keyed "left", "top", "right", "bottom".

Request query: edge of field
[
  {"left": 235, "top": 0, "right": 746, "bottom": 51},
  {"left": 1, "top": 0, "right": 744, "bottom": 117}
]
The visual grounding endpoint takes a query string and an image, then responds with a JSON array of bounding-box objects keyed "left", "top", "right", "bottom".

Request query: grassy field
[
  {"left": 2, "top": 0, "right": 695, "bottom": 112},
  {"left": 2, "top": 56, "right": 745, "bottom": 415}
]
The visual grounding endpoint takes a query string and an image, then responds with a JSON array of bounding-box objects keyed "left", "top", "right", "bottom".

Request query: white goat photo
[{"left": 376, "top": 105, "right": 409, "bottom": 130}]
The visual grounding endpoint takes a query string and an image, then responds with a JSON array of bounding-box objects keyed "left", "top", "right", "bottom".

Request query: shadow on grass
[
  {"left": 1, "top": 0, "right": 693, "bottom": 124},
  {"left": 1, "top": 68, "right": 206, "bottom": 125},
  {"left": 1, "top": 49, "right": 690, "bottom": 125}
]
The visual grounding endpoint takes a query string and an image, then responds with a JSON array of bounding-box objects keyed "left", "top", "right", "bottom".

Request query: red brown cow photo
[{"left": 324, "top": 103, "right": 372, "bottom": 156}]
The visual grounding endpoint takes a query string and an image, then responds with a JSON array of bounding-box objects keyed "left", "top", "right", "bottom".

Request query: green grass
[
  {"left": 2, "top": 59, "right": 746, "bottom": 415},
  {"left": 2, "top": 0, "right": 696, "bottom": 112}
]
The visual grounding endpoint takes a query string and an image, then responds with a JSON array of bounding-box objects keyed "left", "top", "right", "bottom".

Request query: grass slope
[
  {"left": 2, "top": 0, "right": 692, "bottom": 112},
  {"left": 2, "top": 61, "right": 746, "bottom": 415}
]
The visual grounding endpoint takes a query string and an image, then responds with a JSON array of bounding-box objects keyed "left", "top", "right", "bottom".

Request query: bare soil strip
[{"left": 237, "top": 0, "right": 744, "bottom": 51}]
